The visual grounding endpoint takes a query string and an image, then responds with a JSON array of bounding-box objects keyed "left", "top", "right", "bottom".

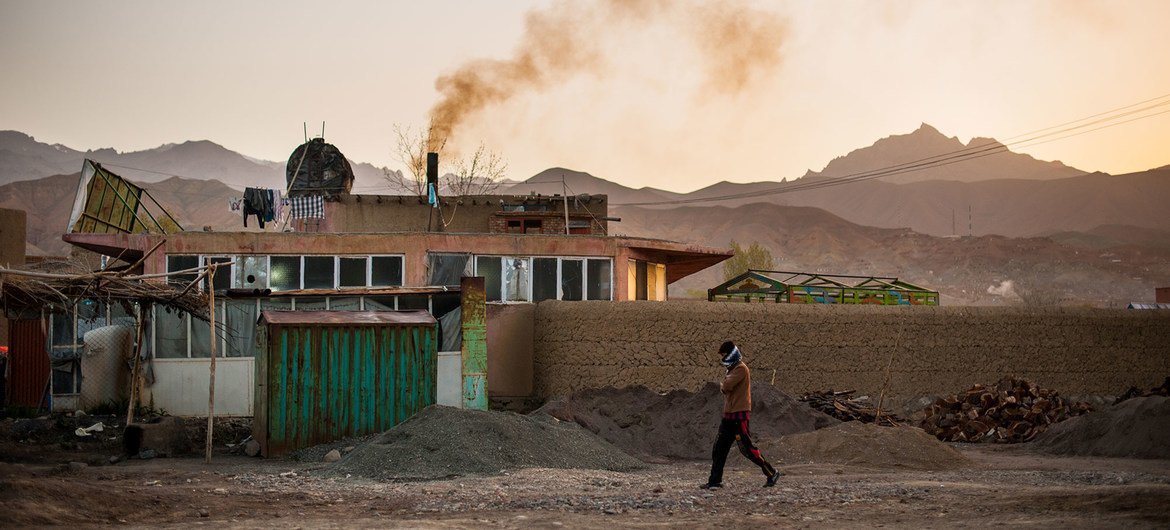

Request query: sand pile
[
  {"left": 533, "top": 383, "right": 838, "bottom": 461},
  {"left": 326, "top": 406, "right": 645, "bottom": 481},
  {"left": 1031, "top": 396, "right": 1170, "bottom": 459},
  {"left": 761, "top": 422, "right": 973, "bottom": 471}
]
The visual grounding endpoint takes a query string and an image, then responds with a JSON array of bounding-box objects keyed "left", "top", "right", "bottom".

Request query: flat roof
[{"left": 258, "top": 310, "right": 437, "bottom": 326}]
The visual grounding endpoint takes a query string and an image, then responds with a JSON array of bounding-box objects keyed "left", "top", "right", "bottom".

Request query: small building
[
  {"left": 709, "top": 270, "right": 939, "bottom": 305},
  {"left": 50, "top": 159, "right": 732, "bottom": 416}
]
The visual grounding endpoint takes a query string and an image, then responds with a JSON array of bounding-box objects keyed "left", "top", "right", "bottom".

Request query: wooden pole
[
  {"left": 126, "top": 304, "right": 146, "bottom": 425},
  {"left": 205, "top": 264, "right": 217, "bottom": 463}
]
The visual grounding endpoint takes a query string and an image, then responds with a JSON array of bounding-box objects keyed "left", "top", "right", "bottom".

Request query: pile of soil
[
  {"left": 1031, "top": 396, "right": 1170, "bottom": 459},
  {"left": 326, "top": 406, "right": 645, "bottom": 481},
  {"left": 533, "top": 383, "right": 838, "bottom": 461},
  {"left": 761, "top": 422, "right": 973, "bottom": 470}
]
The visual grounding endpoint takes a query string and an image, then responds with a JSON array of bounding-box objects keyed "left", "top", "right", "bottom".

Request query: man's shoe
[
  {"left": 764, "top": 472, "right": 780, "bottom": 488},
  {"left": 699, "top": 482, "right": 723, "bottom": 490}
]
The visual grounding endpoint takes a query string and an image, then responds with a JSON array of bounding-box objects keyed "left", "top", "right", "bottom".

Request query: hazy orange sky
[{"left": 2, "top": 0, "right": 1168, "bottom": 192}]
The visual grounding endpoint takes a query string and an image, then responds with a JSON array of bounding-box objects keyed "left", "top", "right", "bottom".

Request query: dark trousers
[{"left": 707, "top": 417, "right": 777, "bottom": 485}]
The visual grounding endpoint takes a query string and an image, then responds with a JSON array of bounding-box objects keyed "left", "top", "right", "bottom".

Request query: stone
[
  {"left": 68, "top": 461, "right": 88, "bottom": 473},
  {"left": 323, "top": 449, "right": 342, "bottom": 463},
  {"left": 138, "top": 449, "right": 157, "bottom": 459},
  {"left": 244, "top": 439, "right": 261, "bottom": 457}
]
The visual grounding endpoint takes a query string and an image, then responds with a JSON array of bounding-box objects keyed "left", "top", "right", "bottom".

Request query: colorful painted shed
[
  {"left": 708, "top": 270, "right": 940, "bottom": 305},
  {"left": 254, "top": 310, "right": 438, "bottom": 457}
]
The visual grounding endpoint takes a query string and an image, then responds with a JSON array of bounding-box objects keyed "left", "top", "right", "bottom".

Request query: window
[
  {"left": 303, "top": 257, "right": 334, "bottom": 289},
  {"left": 371, "top": 256, "right": 404, "bottom": 287},
  {"left": 504, "top": 258, "right": 530, "bottom": 302},
  {"left": 532, "top": 258, "right": 559, "bottom": 302},
  {"left": 475, "top": 256, "right": 612, "bottom": 302},
  {"left": 587, "top": 259, "right": 612, "bottom": 300},
  {"left": 562, "top": 259, "right": 583, "bottom": 301},
  {"left": 505, "top": 218, "right": 542, "bottom": 234},
  {"left": 154, "top": 306, "right": 188, "bottom": 359},
  {"left": 269, "top": 256, "right": 301, "bottom": 291},
  {"left": 339, "top": 257, "right": 368, "bottom": 287},
  {"left": 166, "top": 256, "right": 199, "bottom": 289},
  {"left": 427, "top": 253, "right": 471, "bottom": 286},
  {"left": 476, "top": 256, "right": 502, "bottom": 302},
  {"left": 203, "top": 257, "right": 232, "bottom": 292},
  {"left": 233, "top": 256, "right": 268, "bottom": 289}
]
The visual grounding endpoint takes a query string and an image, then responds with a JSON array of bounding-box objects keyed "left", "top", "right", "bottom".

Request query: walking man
[{"left": 701, "top": 340, "right": 780, "bottom": 489}]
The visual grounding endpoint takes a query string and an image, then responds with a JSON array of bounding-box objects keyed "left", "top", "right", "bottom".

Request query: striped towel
[{"left": 289, "top": 195, "right": 324, "bottom": 219}]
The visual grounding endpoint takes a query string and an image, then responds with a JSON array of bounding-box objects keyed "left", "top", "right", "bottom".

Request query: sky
[{"left": 2, "top": 0, "right": 1169, "bottom": 193}]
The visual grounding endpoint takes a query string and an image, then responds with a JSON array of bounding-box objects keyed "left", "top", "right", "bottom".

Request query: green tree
[{"left": 722, "top": 240, "right": 774, "bottom": 281}]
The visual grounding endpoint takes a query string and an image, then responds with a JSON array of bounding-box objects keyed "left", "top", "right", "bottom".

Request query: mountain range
[{"left": 2, "top": 125, "right": 1167, "bottom": 305}]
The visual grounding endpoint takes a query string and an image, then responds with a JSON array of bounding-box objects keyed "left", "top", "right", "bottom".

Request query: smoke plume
[{"left": 427, "top": 0, "right": 788, "bottom": 150}]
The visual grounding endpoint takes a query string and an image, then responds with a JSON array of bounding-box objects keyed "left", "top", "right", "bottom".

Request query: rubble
[
  {"left": 918, "top": 377, "right": 1093, "bottom": 443},
  {"left": 799, "top": 390, "right": 904, "bottom": 426},
  {"left": 1114, "top": 377, "right": 1170, "bottom": 405}
]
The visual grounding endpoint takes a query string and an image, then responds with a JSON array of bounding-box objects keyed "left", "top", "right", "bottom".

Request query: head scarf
[{"left": 721, "top": 346, "right": 742, "bottom": 368}]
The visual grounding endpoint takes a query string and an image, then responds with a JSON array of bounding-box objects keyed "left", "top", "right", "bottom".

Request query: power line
[{"left": 614, "top": 92, "right": 1170, "bottom": 207}]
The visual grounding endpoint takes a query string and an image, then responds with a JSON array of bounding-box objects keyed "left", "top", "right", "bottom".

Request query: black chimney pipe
[{"left": 426, "top": 152, "right": 438, "bottom": 190}]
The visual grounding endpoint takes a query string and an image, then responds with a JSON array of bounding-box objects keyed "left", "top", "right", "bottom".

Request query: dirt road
[{"left": 3, "top": 444, "right": 1169, "bottom": 528}]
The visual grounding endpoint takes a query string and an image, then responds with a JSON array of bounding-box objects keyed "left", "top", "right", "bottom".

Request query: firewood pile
[
  {"left": 799, "top": 390, "right": 904, "bottom": 427},
  {"left": 919, "top": 377, "right": 1093, "bottom": 443},
  {"left": 1114, "top": 377, "right": 1170, "bottom": 404}
]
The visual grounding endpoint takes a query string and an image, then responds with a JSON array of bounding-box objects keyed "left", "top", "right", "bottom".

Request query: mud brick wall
[{"left": 532, "top": 301, "right": 1170, "bottom": 407}]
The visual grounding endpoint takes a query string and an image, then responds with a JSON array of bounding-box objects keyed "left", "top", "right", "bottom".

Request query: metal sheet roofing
[{"left": 258, "top": 310, "right": 437, "bottom": 326}]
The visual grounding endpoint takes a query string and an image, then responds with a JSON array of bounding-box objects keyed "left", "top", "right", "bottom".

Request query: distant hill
[
  {"left": 0, "top": 131, "right": 387, "bottom": 191},
  {"left": 809, "top": 123, "right": 1086, "bottom": 184},
  {"left": 612, "top": 202, "right": 1170, "bottom": 306},
  {"left": 499, "top": 167, "right": 681, "bottom": 205}
]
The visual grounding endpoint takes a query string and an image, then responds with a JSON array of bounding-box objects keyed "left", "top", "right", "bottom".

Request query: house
[{"left": 47, "top": 159, "right": 732, "bottom": 416}]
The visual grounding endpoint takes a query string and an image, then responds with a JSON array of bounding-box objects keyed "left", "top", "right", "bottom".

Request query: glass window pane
[
  {"left": 364, "top": 296, "right": 396, "bottom": 311},
  {"left": 269, "top": 256, "right": 301, "bottom": 291},
  {"left": 476, "top": 256, "right": 502, "bottom": 302},
  {"left": 339, "top": 257, "right": 368, "bottom": 287},
  {"left": 587, "top": 259, "right": 612, "bottom": 300},
  {"left": 224, "top": 300, "right": 258, "bottom": 358},
  {"left": 167, "top": 255, "right": 199, "bottom": 289},
  {"left": 329, "top": 297, "right": 362, "bottom": 311},
  {"left": 532, "top": 258, "right": 558, "bottom": 302},
  {"left": 190, "top": 308, "right": 225, "bottom": 359},
  {"left": 259, "top": 298, "right": 293, "bottom": 320},
  {"left": 303, "top": 256, "right": 334, "bottom": 289},
  {"left": 371, "top": 256, "right": 403, "bottom": 287},
  {"left": 51, "top": 311, "right": 75, "bottom": 346},
  {"left": 52, "top": 361, "right": 79, "bottom": 394},
  {"left": 203, "top": 257, "right": 232, "bottom": 292},
  {"left": 398, "top": 295, "right": 429, "bottom": 311},
  {"left": 295, "top": 297, "right": 328, "bottom": 311},
  {"left": 76, "top": 300, "right": 108, "bottom": 342},
  {"left": 504, "top": 257, "right": 530, "bottom": 302},
  {"left": 233, "top": 256, "right": 268, "bottom": 289},
  {"left": 562, "top": 259, "right": 583, "bottom": 301},
  {"left": 155, "top": 307, "right": 188, "bottom": 358},
  {"left": 427, "top": 253, "right": 470, "bottom": 286},
  {"left": 432, "top": 293, "right": 461, "bottom": 318}
]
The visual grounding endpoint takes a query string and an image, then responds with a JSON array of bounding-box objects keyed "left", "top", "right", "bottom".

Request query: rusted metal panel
[
  {"left": 7, "top": 319, "right": 49, "bottom": 409},
  {"left": 460, "top": 277, "right": 488, "bottom": 410},
  {"left": 255, "top": 311, "right": 437, "bottom": 457},
  {"left": 258, "top": 310, "right": 437, "bottom": 326}
]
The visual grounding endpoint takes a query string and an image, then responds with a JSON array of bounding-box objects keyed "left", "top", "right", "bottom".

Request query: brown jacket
[{"left": 720, "top": 362, "right": 752, "bottom": 413}]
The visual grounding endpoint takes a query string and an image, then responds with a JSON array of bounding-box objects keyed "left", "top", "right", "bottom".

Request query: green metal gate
[{"left": 254, "top": 311, "right": 437, "bottom": 457}]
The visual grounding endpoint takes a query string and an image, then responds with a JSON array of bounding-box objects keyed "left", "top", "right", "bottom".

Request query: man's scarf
[{"left": 721, "top": 346, "right": 741, "bottom": 369}]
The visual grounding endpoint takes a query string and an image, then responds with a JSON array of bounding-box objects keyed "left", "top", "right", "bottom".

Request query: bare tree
[
  {"left": 447, "top": 142, "right": 508, "bottom": 196},
  {"left": 384, "top": 123, "right": 447, "bottom": 195}
]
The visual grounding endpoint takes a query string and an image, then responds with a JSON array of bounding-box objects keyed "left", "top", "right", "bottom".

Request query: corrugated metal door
[
  {"left": 7, "top": 319, "right": 49, "bottom": 409},
  {"left": 263, "top": 323, "right": 436, "bottom": 456}
]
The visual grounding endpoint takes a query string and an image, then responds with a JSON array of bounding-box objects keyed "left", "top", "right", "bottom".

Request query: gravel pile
[
  {"left": 1031, "top": 396, "right": 1170, "bottom": 459},
  {"left": 324, "top": 406, "right": 645, "bottom": 481},
  {"left": 761, "top": 422, "right": 973, "bottom": 471},
  {"left": 534, "top": 382, "right": 838, "bottom": 461}
]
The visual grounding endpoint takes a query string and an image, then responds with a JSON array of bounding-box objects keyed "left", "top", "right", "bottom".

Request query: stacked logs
[
  {"left": 919, "top": 377, "right": 1093, "bottom": 443},
  {"left": 799, "top": 390, "right": 903, "bottom": 427}
]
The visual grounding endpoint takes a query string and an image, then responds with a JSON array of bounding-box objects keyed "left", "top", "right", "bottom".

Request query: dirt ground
[{"left": 3, "top": 440, "right": 1169, "bottom": 529}]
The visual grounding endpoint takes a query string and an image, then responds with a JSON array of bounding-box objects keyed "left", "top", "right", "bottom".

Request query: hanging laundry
[
  {"left": 272, "top": 190, "right": 284, "bottom": 222},
  {"left": 228, "top": 197, "right": 243, "bottom": 212},
  {"left": 263, "top": 189, "right": 276, "bottom": 222},
  {"left": 289, "top": 195, "right": 324, "bottom": 219},
  {"left": 243, "top": 187, "right": 274, "bottom": 228}
]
